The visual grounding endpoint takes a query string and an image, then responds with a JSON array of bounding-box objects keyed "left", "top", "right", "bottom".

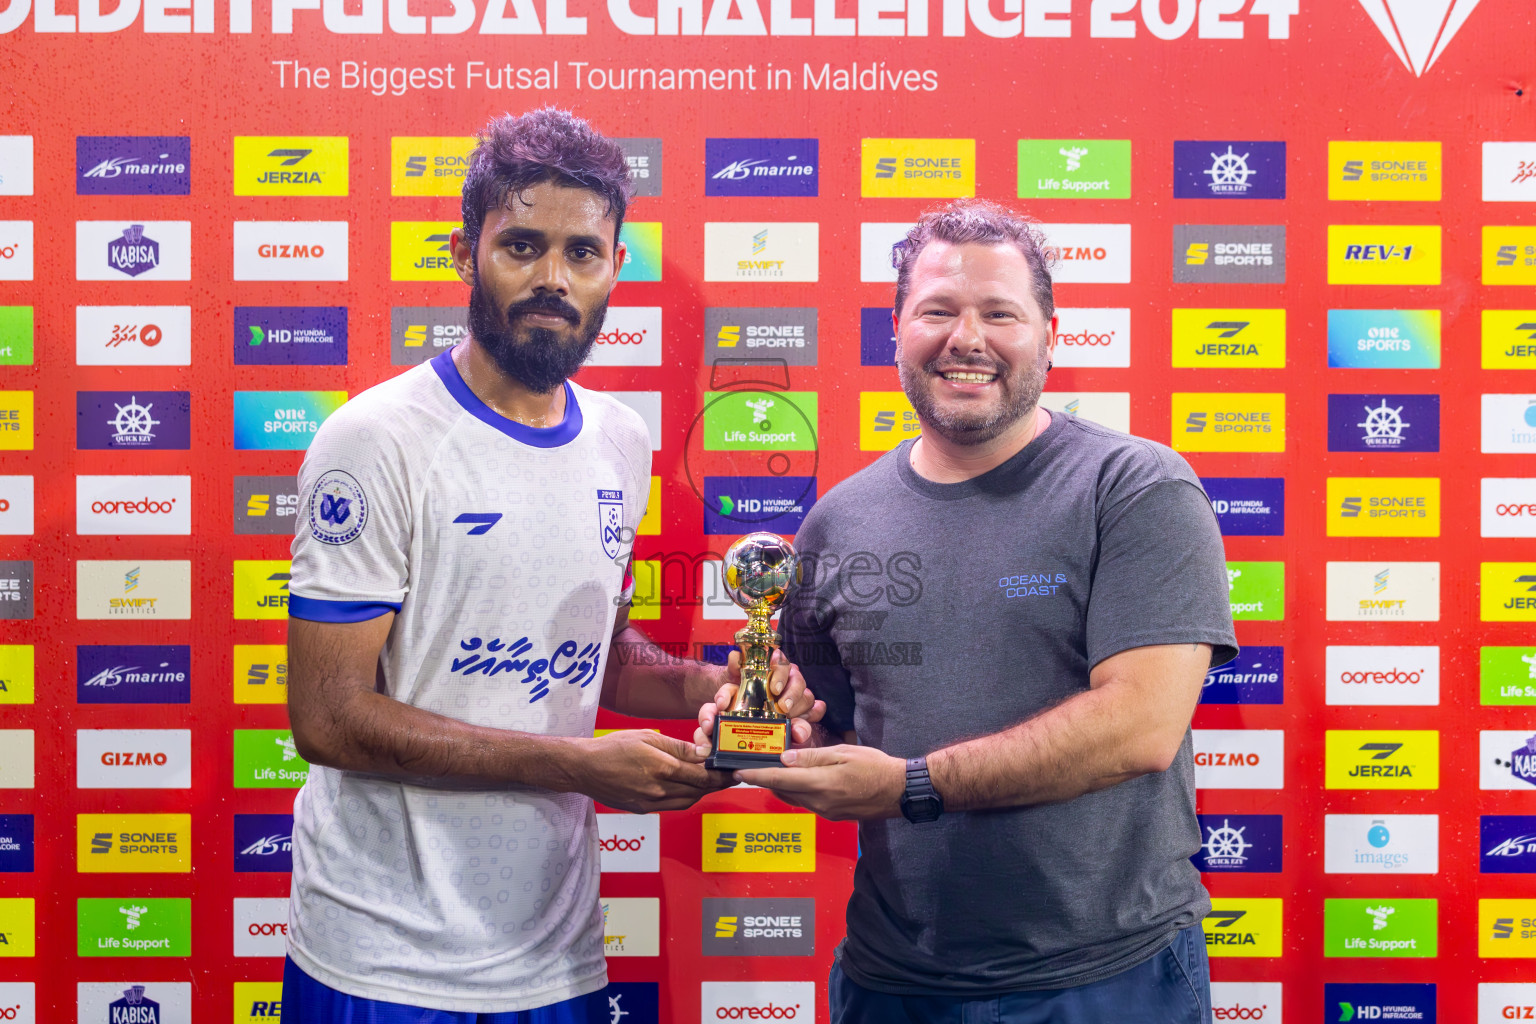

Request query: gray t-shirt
[{"left": 781, "top": 413, "right": 1238, "bottom": 995}]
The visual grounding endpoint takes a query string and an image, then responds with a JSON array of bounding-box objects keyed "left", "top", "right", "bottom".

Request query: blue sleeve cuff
[{"left": 289, "top": 595, "right": 401, "bottom": 623}]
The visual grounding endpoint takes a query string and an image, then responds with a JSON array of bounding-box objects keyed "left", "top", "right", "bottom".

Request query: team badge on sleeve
[
  {"left": 308, "top": 470, "right": 368, "bottom": 545},
  {"left": 598, "top": 489, "right": 625, "bottom": 560}
]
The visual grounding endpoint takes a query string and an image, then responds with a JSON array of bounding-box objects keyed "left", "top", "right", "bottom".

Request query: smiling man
[
  {"left": 280, "top": 109, "right": 818, "bottom": 1023},
  {"left": 730, "top": 199, "right": 1237, "bottom": 1023}
]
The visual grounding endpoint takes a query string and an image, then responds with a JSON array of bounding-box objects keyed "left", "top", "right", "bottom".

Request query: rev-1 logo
[{"left": 453, "top": 635, "right": 602, "bottom": 702}]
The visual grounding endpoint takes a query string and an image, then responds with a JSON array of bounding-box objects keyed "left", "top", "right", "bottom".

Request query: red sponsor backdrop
[{"left": 1, "top": 0, "right": 1535, "bottom": 1019}]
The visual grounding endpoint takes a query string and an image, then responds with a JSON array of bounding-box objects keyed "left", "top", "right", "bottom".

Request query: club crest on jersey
[
  {"left": 308, "top": 469, "right": 368, "bottom": 545},
  {"left": 598, "top": 489, "right": 624, "bottom": 559}
]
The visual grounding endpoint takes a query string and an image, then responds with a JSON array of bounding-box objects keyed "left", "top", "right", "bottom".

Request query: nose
[
  {"left": 946, "top": 309, "right": 986, "bottom": 355},
  {"left": 529, "top": 249, "right": 570, "bottom": 295}
]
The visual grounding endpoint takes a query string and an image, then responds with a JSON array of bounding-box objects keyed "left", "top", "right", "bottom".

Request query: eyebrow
[{"left": 493, "top": 226, "right": 608, "bottom": 251}]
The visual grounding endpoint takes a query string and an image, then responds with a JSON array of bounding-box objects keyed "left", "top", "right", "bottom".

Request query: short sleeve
[
  {"left": 288, "top": 408, "right": 415, "bottom": 623},
  {"left": 1085, "top": 478, "right": 1238, "bottom": 670}
]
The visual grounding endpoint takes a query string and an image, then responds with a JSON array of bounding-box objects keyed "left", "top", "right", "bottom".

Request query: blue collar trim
[{"left": 431, "top": 348, "right": 583, "bottom": 448}]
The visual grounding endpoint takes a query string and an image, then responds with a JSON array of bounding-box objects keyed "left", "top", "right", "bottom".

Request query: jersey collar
[{"left": 431, "top": 348, "right": 584, "bottom": 448}]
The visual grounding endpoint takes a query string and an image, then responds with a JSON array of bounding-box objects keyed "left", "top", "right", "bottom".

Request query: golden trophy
[{"left": 706, "top": 531, "right": 802, "bottom": 771}]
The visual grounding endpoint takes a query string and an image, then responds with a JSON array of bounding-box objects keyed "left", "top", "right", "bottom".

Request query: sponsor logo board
[
  {"left": 76, "top": 475, "right": 191, "bottom": 535},
  {"left": 234, "top": 814, "right": 294, "bottom": 872},
  {"left": 1484, "top": 227, "right": 1536, "bottom": 285},
  {"left": 860, "top": 307, "right": 896, "bottom": 366},
  {"left": 1483, "top": 311, "right": 1536, "bottom": 369},
  {"left": 233, "top": 136, "right": 347, "bottom": 196},
  {"left": 76, "top": 729, "right": 191, "bottom": 789},
  {"left": 234, "top": 897, "right": 290, "bottom": 956},
  {"left": 1174, "top": 225, "right": 1285, "bottom": 284},
  {"left": 860, "top": 391, "right": 919, "bottom": 451},
  {"left": 1173, "top": 141, "right": 1286, "bottom": 199},
  {"left": 77, "top": 644, "right": 191, "bottom": 704},
  {"left": 0, "top": 899, "right": 33, "bottom": 956},
  {"left": 391, "top": 306, "right": 467, "bottom": 365},
  {"left": 75, "top": 305, "right": 192, "bottom": 366},
  {"left": 590, "top": 306, "right": 662, "bottom": 367},
  {"left": 1482, "top": 730, "right": 1536, "bottom": 789},
  {"left": 77, "top": 391, "right": 190, "bottom": 450},
  {"left": 1324, "top": 983, "right": 1436, "bottom": 1022},
  {"left": 1329, "top": 142, "right": 1441, "bottom": 200},
  {"left": 1324, "top": 898, "right": 1437, "bottom": 957},
  {"left": 1038, "top": 392, "right": 1130, "bottom": 433},
  {"left": 1200, "top": 647, "right": 1283, "bottom": 705},
  {"left": 702, "top": 813, "right": 815, "bottom": 872},
  {"left": 1482, "top": 899, "right": 1536, "bottom": 957},
  {"left": 860, "top": 222, "right": 913, "bottom": 283},
  {"left": 601, "top": 897, "right": 659, "bottom": 957},
  {"left": 76, "top": 221, "right": 190, "bottom": 281},
  {"left": 0, "top": 733, "right": 33, "bottom": 788},
  {"left": 1040, "top": 223, "right": 1132, "bottom": 284},
  {"left": 1210, "top": 982, "right": 1280, "bottom": 1023},
  {"left": 0, "top": 222, "right": 32, "bottom": 282},
  {"left": 77, "top": 136, "right": 190, "bottom": 195},
  {"left": 703, "top": 391, "right": 816, "bottom": 451},
  {"left": 79, "top": 982, "right": 191, "bottom": 1023},
  {"left": 76, "top": 560, "right": 190, "bottom": 620},
  {"left": 0, "top": 306, "right": 32, "bottom": 365},
  {"left": 1202, "top": 898, "right": 1282, "bottom": 957},
  {"left": 705, "top": 138, "right": 818, "bottom": 197},
  {"left": 1172, "top": 393, "right": 1285, "bottom": 453},
  {"left": 0, "top": 814, "right": 34, "bottom": 872},
  {"left": 0, "top": 562, "right": 29, "bottom": 621},
  {"left": 1325, "top": 646, "right": 1439, "bottom": 707},
  {"left": 1203, "top": 477, "right": 1284, "bottom": 536},
  {"left": 235, "top": 307, "right": 347, "bottom": 365},
  {"left": 700, "top": 982, "right": 815, "bottom": 1024},
  {"left": 0, "top": 646, "right": 31, "bottom": 705},
  {"left": 618, "top": 221, "right": 662, "bottom": 282},
  {"left": 234, "top": 221, "right": 347, "bottom": 281},
  {"left": 1483, "top": 479, "right": 1536, "bottom": 538},
  {"left": 77, "top": 813, "right": 190, "bottom": 873},
  {"left": 233, "top": 645, "right": 288, "bottom": 705},
  {"left": 1326, "top": 477, "right": 1440, "bottom": 537},
  {"left": 234, "top": 476, "right": 301, "bottom": 535},
  {"left": 0, "top": 477, "right": 33, "bottom": 535},
  {"left": 1482, "top": 816, "right": 1536, "bottom": 874},
  {"left": 1192, "top": 814, "right": 1282, "bottom": 873},
  {"left": 616, "top": 137, "right": 663, "bottom": 197},
  {"left": 1017, "top": 139, "right": 1130, "bottom": 199},
  {"left": 0, "top": 982, "right": 31, "bottom": 1021},
  {"left": 233, "top": 729, "right": 310, "bottom": 788},
  {"left": 1192, "top": 730, "right": 1284, "bottom": 789},
  {"left": 1225, "top": 561, "right": 1284, "bottom": 621},
  {"left": 1171, "top": 308, "right": 1284, "bottom": 368},
  {"left": 233, "top": 391, "right": 347, "bottom": 451},
  {"left": 1482, "top": 394, "right": 1536, "bottom": 453},
  {"left": 861, "top": 138, "right": 974, "bottom": 198},
  {"left": 702, "top": 897, "right": 815, "bottom": 956},
  {"left": 1324, "top": 814, "right": 1439, "bottom": 874},
  {"left": 1327, "top": 225, "right": 1442, "bottom": 285},
  {"left": 703, "top": 477, "right": 815, "bottom": 535},
  {"left": 0, "top": 137, "right": 34, "bottom": 196},
  {"left": 77, "top": 897, "right": 190, "bottom": 957},
  {"left": 1482, "top": 562, "right": 1536, "bottom": 622},
  {"left": 1481, "top": 647, "right": 1536, "bottom": 706},
  {"left": 390, "top": 136, "right": 474, "bottom": 196},
  {"left": 596, "top": 813, "right": 659, "bottom": 873},
  {"left": 1324, "top": 730, "right": 1439, "bottom": 790},
  {"left": 389, "top": 220, "right": 457, "bottom": 281},
  {"left": 1484, "top": 142, "right": 1536, "bottom": 202},
  {"left": 1326, "top": 562, "right": 1440, "bottom": 621},
  {"left": 703, "top": 307, "right": 816, "bottom": 366},
  {"left": 704, "top": 223, "right": 818, "bottom": 282},
  {"left": 1052, "top": 308, "right": 1130, "bottom": 368},
  {"left": 1480, "top": 983, "right": 1536, "bottom": 1023},
  {"left": 1328, "top": 310, "right": 1441, "bottom": 368}
]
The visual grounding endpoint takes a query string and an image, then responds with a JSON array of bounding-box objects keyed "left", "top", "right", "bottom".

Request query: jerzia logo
[
  {"left": 233, "top": 137, "right": 347, "bottom": 196},
  {"left": 1356, "top": 0, "right": 1481, "bottom": 77}
]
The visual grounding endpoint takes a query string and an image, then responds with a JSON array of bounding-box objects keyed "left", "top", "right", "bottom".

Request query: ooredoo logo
[
  {"left": 596, "top": 813, "right": 659, "bottom": 873},
  {"left": 588, "top": 307, "right": 662, "bottom": 367},
  {"left": 1210, "top": 980, "right": 1281, "bottom": 1020},
  {"left": 1326, "top": 646, "right": 1440, "bottom": 707},
  {"left": 1485, "top": 479, "right": 1536, "bottom": 538},
  {"left": 1051, "top": 308, "right": 1130, "bottom": 368},
  {"left": 233, "top": 897, "right": 290, "bottom": 957},
  {"left": 75, "top": 475, "right": 191, "bottom": 535},
  {"left": 702, "top": 983, "right": 814, "bottom": 1023}
]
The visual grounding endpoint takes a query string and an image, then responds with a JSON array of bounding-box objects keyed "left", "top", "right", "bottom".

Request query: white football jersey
[{"left": 285, "top": 350, "right": 651, "bottom": 1012}]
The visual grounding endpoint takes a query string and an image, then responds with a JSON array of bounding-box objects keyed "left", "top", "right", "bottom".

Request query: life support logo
[{"left": 308, "top": 470, "right": 367, "bottom": 545}]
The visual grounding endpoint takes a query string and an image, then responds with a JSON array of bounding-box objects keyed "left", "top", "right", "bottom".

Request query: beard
[
  {"left": 897, "top": 340, "right": 1050, "bottom": 446},
  {"left": 466, "top": 268, "right": 607, "bottom": 394}
]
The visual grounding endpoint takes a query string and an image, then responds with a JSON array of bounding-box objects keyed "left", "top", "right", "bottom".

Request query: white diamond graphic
[{"left": 1356, "top": 0, "right": 1482, "bottom": 76}]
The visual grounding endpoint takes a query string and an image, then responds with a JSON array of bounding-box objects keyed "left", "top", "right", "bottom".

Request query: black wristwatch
[{"left": 899, "top": 756, "right": 944, "bottom": 823}]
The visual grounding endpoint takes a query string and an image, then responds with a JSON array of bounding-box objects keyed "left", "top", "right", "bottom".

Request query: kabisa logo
[
  {"left": 233, "top": 391, "right": 347, "bottom": 451},
  {"left": 1324, "top": 814, "right": 1439, "bottom": 874},
  {"left": 702, "top": 982, "right": 814, "bottom": 1022},
  {"left": 0, "top": 814, "right": 34, "bottom": 873},
  {"left": 704, "top": 477, "right": 815, "bottom": 535},
  {"left": 76, "top": 136, "right": 190, "bottom": 195},
  {"left": 106, "top": 984, "right": 162, "bottom": 1023},
  {"left": 1483, "top": 311, "right": 1536, "bottom": 370},
  {"left": 390, "top": 136, "right": 474, "bottom": 196},
  {"left": 1324, "top": 898, "right": 1438, "bottom": 958},
  {"left": 1200, "top": 646, "right": 1283, "bottom": 705},
  {"left": 233, "top": 814, "right": 294, "bottom": 872},
  {"left": 1202, "top": 899, "right": 1282, "bottom": 957},
  {"left": 861, "top": 138, "right": 974, "bottom": 198},
  {"left": 1191, "top": 814, "right": 1282, "bottom": 872},
  {"left": 390, "top": 306, "right": 467, "bottom": 366},
  {"left": 616, "top": 137, "right": 663, "bottom": 197},
  {"left": 1203, "top": 478, "right": 1285, "bottom": 537},
  {"left": 1328, "top": 225, "right": 1442, "bottom": 285},
  {"left": 1173, "top": 225, "right": 1286, "bottom": 284},
  {"left": 1482, "top": 816, "right": 1536, "bottom": 874},
  {"left": 1172, "top": 394, "right": 1286, "bottom": 453},
  {"left": 1481, "top": 646, "right": 1536, "bottom": 706},
  {"left": 590, "top": 307, "right": 662, "bottom": 367},
  {"left": 233, "top": 476, "right": 301, "bottom": 536},
  {"left": 107, "top": 224, "right": 158, "bottom": 278},
  {"left": 450, "top": 633, "right": 603, "bottom": 703},
  {"left": 703, "top": 814, "right": 815, "bottom": 872},
  {"left": 1327, "top": 477, "right": 1441, "bottom": 538},
  {"left": 704, "top": 307, "right": 817, "bottom": 367},
  {"left": 704, "top": 391, "right": 818, "bottom": 452},
  {"left": 1325, "top": 982, "right": 1436, "bottom": 1022},
  {"left": 1192, "top": 730, "right": 1285, "bottom": 789},
  {"left": 77, "top": 391, "right": 190, "bottom": 451},
  {"left": 306, "top": 470, "right": 368, "bottom": 546},
  {"left": 1485, "top": 227, "right": 1536, "bottom": 285},
  {"left": 1325, "top": 646, "right": 1440, "bottom": 708},
  {"left": 705, "top": 139, "right": 818, "bottom": 197},
  {"left": 1328, "top": 309, "right": 1442, "bottom": 369},
  {"left": 1329, "top": 141, "right": 1441, "bottom": 198},
  {"left": 1171, "top": 308, "right": 1285, "bottom": 368},
  {"left": 1484, "top": 731, "right": 1536, "bottom": 789},
  {"left": 1358, "top": 0, "right": 1479, "bottom": 77},
  {"left": 1016, "top": 140, "right": 1131, "bottom": 200},
  {"left": 235, "top": 307, "right": 347, "bottom": 366},
  {"left": 1173, "top": 141, "right": 1285, "bottom": 199},
  {"left": 1325, "top": 731, "right": 1439, "bottom": 790},
  {"left": 77, "top": 813, "right": 190, "bottom": 873},
  {"left": 702, "top": 898, "right": 816, "bottom": 956},
  {"left": 1480, "top": 563, "right": 1536, "bottom": 623},
  {"left": 1327, "top": 394, "right": 1440, "bottom": 452},
  {"left": 234, "top": 222, "right": 348, "bottom": 282},
  {"left": 233, "top": 137, "right": 348, "bottom": 195},
  {"left": 77, "top": 645, "right": 190, "bottom": 705},
  {"left": 1052, "top": 308, "right": 1131, "bottom": 368}
]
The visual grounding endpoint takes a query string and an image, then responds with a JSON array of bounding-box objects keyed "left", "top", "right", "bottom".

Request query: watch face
[{"left": 903, "top": 794, "right": 941, "bottom": 822}]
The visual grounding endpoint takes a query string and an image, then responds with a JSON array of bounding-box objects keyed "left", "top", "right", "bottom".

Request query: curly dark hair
[
  {"left": 891, "top": 198, "right": 1057, "bottom": 320},
  {"left": 460, "top": 108, "right": 634, "bottom": 259}
]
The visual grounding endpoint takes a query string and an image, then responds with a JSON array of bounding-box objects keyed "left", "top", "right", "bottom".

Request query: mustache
[{"left": 506, "top": 293, "right": 581, "bottom": 326}]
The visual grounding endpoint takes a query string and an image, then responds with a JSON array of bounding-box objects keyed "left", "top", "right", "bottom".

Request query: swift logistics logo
[
  {"left": 0, "top": 731, "right": 32, "bottom": 788},
  {"left": 1052, "top": 308, "right": 1130, "bottom": 368},
  {"left": 233, "top": 221, "right": 348, "bottom": 281},
  {"left": 1038, "top": 223, "right": 1131, "bottom": 284},
  {"left": 1202, "top": 898, "right": 1282, "bottom": 957},
  {"left": 1172, "top": 394, "right": 1286, "bottom": 453},
  {"left": 1481, "top": 563, "right": 1536, "bottom": 622},
  {"left": 1481, "top": 816, "right": 1536, "bottom": 873},
  {"left": 233, "top": 729, "right": 311, "bottom": 788},
  {"left": 1327, "top": 562, "right": 1440, "bottom": 621},
  {"left": 390, "top": 307, "right": 467, "bottom": 365},
  {"left": 233, "top": 391, "right": 346, "bottom": 451},
  {"left": 1191, "top": 814, "right": 1282, "bottom": 872},
  {"left": 1328, "top": 225, "right": 1442, "bottom": 285},
  {"left": 1325, "top": 983, "right": 1436, "bottom": 1022},
  {"left": 0, "top": 815, "right": 33, "bottom": 872},
  {"left": 1325, "top": 646, "right": 1440, "bottom": 707},
  {"left": 1329, "top": 310, "right": 1442, "bottom": 368},
  {"left": 77, "top": 897, "right": 190, "bottom": 957},
  {"left": 75, "top": 305, "right": 192, "bottom": 367},
  {"left": 76, "top": 560, "right": 191, "bottom": 620},
  {"left": 76, "top": 390, "right": 190, "bottom": 450},
  {"left": 77, "top": 814, "right": 189, "bottom": 873},
  {"left": 76, "top": 221, "right": 190, "bottom": 281},
  {"left": 1200, "top": 647, "right": 1283, "bottom": 705},
  {"left": 0, "top": 306, "right": 32, "bottom": 365},
  {"left": 596, "top": 813, "right": 659, "bottom": 873},
  {"left": 703, "top": 477, "right": 815, "bottom": 535},
  {"left": 1324, "top": 898, "right": 1438, "bottom": 958},
  {"left": 233, "top": 476, "right": 301, "bottom": 536},
  {"left": 600, "top": 898, "right": 659, "bottom": 956},
  {"left": 1329, "top": 141, "right": 1441, "bottom": 199},
  {"left": 703, "top": 391, "right": 817, "bottom": 451},
  {"left": 1170, "top": 309, "right": 1285, "bottom": 368},
  {"left": 1484, "top": 226, "right": 1536, "bottom": 285},
  {"left": 233, "top": 645, "right": 288, "bottom": 705},
  {"left": 1173, "top": 141, "right": 1285, "bottom": 199},
  {"left": 0, "top": 644, "right": 32, "bottom": 704},
  {"left": 1327, "top": 394, "right": 1440, "bottom": 452},
  {"left": 860, "top": 391, "right": 920, "bottom": 451},
  {"left": 702, "top": 897, "right": 815, "bottom": 956},
  {"left": 234, "top": 814, "right": 294, "bottom": 872},
  {"left": 1324, "top": 815, "right": 1439, "bottom": 874},
  {"left": 1326, "top": 477, "right": 1440, "bottom": 538},
  {"left": 1039, "top": 392, "right": 1130, "bottom": 432},
  {"left": 235, "top": 307, "right": 347, "bottom": 365},
  {"left": 1357, "top": 0, "right": 1480, "bottom": 77},
  {"left": 232, "top": 137, "right": 347, "bottom": 195},
  {"left": 1481, "top": 730, "right": 1536, "bottom": 789},
  {"left": 1481, "top": 646, "right": 1536, "bottom": 706},
  {"left": 704, "top": 222, "right": 818, "bottom": 282},
  {"left": 77, "top": 136, "right": 190, "bottom": 195},
  {"left": 702, "top": 813, "right": 815, "bottom": 872},
  {"left": 1325, "top": 730, "right": 1440, "bottom": 790},
  {"left": 1016, "top": 140, "right": 1130, "bottom": 199},
  {"left": 861, "top": 138, "right": 974, "bottom": 198},
  {"left": 705, "top": 138, "right": 818, "bottom": 197},
  {"left": 617, "top": 137, "right": 663, "bottom": 197},
  {"left": 1203, "top": 477, "right": 1285, "bottom": 536},
  {"left": 590, "top": 306, "right": 662, "bottom": 367},
  {"left": 1192, "top": 730, "right": 1285, "bottom": 789},
  {"left": 75, "top": 729, "right": 192, "bottom": 789},
  {"left": 389, "top": 221, "right": 457, "bottom": 281},
  {"left": 77, "top": 644, "right": 191, "bottom": 704},
  {"left": 390, "top": 136, "right": 474, "bottom": 195},
  {"left": 704, "top": 307, "right": 817, "bottom": 366},
  {"left": 1481, "top": 899, "right": 1536, "bottom": 957},
  {"left": 1482, "top": 311, "right": 1536, "bottom": 369},
  {"left": 1173, "top": 225, "right": 1285, "bottom": 284},
  {"left": 233, "top": 560, "right": 292, "bottom": 621}
]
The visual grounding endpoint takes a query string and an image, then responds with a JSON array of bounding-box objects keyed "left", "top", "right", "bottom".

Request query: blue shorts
[
  {"left": 280, "top": 956, "right": 609, "bottom": 1024},
  {"left": 829, "top": 923, "right": 1212, "bottom": 1024}
]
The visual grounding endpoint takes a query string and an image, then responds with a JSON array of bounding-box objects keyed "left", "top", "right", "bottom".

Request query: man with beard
[
  {"left": 720, "top": 199, "right": 1237, "bottom": 1023},
  {"left": 281, "top": 109, "right": 821, "bottom": 1022}
]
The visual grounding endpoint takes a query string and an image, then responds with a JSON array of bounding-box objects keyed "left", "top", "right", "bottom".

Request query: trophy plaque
[{"left": 706, "top": 531, "right": 802, "bottom": 771}]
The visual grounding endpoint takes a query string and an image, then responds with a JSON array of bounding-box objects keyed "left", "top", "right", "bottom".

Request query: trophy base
[{"left": 706, "top": 715, "right": 790, "bottom": 772}]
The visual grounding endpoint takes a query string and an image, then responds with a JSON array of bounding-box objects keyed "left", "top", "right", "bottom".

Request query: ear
[
  {"left": 608, "top": 240, "right": 628, "bottom": 296},
  {"left": 449, "top": 227, "right": 475, "bottom": 288},
  {"left": 1044, "top": 313, "right": 1058, "bottom": 362},
  {"left": 890, "top": 310, "right": 901, "bottom": 357}
]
